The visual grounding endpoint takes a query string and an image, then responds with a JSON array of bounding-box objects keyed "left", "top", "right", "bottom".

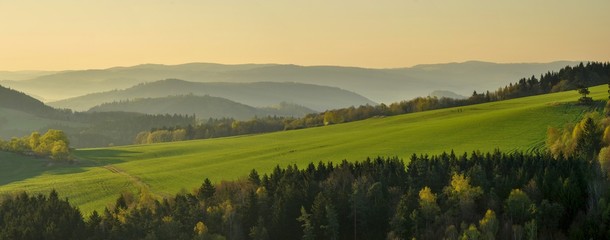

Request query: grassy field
[{"left": 0, "top": 85, "right": 606, "bottom": 214}]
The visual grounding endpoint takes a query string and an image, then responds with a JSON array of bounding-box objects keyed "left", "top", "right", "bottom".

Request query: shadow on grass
[
  {"left": 0, "top": 149, "right": 137, "bottom": 186},
  {"left": 74, "top": 148, "right": 139, "bottom": 166}
]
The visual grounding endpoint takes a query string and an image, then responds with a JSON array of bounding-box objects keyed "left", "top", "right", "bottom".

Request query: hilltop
[
  {"left": 49, "top": 79, "right": 375, "bottom": 112},
  {"left": 0, "top": 84, "right": 605, "bottom": 213},
  {"left": 0, "top": 85, "right": 58, "bottom": 116},
  {"left": 0, "top": 85, "right": 73, "bottom": 138}
]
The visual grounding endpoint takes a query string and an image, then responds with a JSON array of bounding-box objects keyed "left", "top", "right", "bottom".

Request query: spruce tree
[{"left": 198, "top": 178, "right": 215, "bottom": 201}]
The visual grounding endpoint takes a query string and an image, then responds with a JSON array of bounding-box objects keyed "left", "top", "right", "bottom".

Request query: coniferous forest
[{"left": 1, "top": 150, "right": 609, "bottom": 239}]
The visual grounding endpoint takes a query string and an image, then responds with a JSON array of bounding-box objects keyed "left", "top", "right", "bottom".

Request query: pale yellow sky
[{"left": 0, "top": 0, "right": 609, "bottom": 71}]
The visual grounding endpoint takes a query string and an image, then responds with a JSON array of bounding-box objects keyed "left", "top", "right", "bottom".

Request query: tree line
[
  {"left": 137, "top": 62, "right": 610, "bottom": 145},
  {"left": 489, "top": 61, "right": 610, "bottom": 101},
  {"left": 0, "top": 129, "right": 71, "bottom": 161},
  {"left": 2, "top": 148, "right": 609, "bottom": 239},
  {"left": 134, "top": 117, "right": 286, "bottom": 144},
  {"left": 63, "top": 111, "right": 196, "bottom": 147}
]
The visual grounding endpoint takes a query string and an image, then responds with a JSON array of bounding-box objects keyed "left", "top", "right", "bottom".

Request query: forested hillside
[
  {"left": 0, "top": 85, "right": 196, "bottom": 147},
  {"left": 88, "top": 95, "right": 314, "bottom": 120},
  {"left": 0, "top": 85, "right": 61, "bottom": 117}
]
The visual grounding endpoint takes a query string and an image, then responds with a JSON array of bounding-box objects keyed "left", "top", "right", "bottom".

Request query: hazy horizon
[
  {"left": 1, "top": 1, "right": 609, "bottom": 71},
  {"left": 0, "top": 59, "right": 590, "bottom": 72}
]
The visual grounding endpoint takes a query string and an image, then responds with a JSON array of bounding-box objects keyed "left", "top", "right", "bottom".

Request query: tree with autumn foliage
[{"left": 0, "top": 129, "right": 71, "bottom": 161}]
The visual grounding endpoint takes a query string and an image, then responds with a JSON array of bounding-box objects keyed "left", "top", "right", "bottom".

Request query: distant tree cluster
[
  {"left": 3, "top": 149, "right": 609, "bottom": 239},
  {"left": 135, "top": 128, "right": 188, "bottom": 144},
  {"left": 45, "top": 111, "right": 196, "bottom": 148},
  {"left": 486, "top": 61, "right": 610, "bottom": 101},
  {"left": 285, "top": 96, "right": 472, "bottom": 129},
  {"left": 0, "top": 129, "right": 71, "bottom": 161},
  {"left": 135, "top": 117, "right": 287, "bottom": 144},
  {"left": 61, "top": 112, "right": 196, "bottom": 147}
]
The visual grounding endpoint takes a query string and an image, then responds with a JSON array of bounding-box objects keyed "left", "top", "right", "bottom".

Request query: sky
[{"left": 0, "top": 0, "right": 609, "bottom": 71}]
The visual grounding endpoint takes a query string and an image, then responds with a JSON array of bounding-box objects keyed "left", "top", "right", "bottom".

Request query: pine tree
[
  {"left": 198, "top": 178, "right": 215, "bottom": 201},
  {"left": 297, "top": 206, "right": 315, "bottom": 240},
  {"left": 322, "top": 205, "right": 339, "bottom": 240},
  {"left": 575, "top": 117, "right": 602, "bottom": 160},
  {"left": 577, "top": 86, "right": 593, "bottom": 105},
  {"left": 248, "top": 169, "right": 261, "bottom": 186}
]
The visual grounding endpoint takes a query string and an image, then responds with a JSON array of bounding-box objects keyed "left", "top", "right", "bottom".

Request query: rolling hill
[
  {"left": 0, "top": 63, "right": 272, "bottom": 101},
  {"left": 49, "top": 79, "right": 375, "bottom": 112},
  {"left": 1, "top": 61, "right": 579, "bottom": 103},
  {"left": 0, "top": 84, "right": 58, "bottom": 115},
  {"left": 0, "top": 85, "right": 76, "bottom": 138},
  {"left": 88, "top": 95, "right": 315, "bottom": 120},
  {"left": 0, "top": 85, "right": 196, "bottom": 148},
  {"left": 0, "top": 85, "right": 604, "bottom": 214}
]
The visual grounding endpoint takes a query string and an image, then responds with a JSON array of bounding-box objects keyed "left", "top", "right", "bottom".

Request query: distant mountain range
[
  {"left": 0, "top": 70, "right": 58, "bottom": 81},
  {"left": 0, "top": 61, "right": 581, "bottom": 103},
  {"left": 49, "top": 79, "right": 375, "bottom": 112},
  {"left": 428, "top": 90, "right": 467, "bottom": 99},
  {"left": 88, "top": 95, "right": 315, "bottom": 120}
]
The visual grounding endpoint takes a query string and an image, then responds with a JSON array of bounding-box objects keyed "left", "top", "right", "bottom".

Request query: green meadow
[{"left": 0, "top": 85, "right": 606, "bottom": 214}]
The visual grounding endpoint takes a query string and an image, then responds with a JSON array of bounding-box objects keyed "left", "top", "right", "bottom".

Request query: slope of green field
[{"left": 0, "top": 85, "right": 606, "bottom": 214}]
